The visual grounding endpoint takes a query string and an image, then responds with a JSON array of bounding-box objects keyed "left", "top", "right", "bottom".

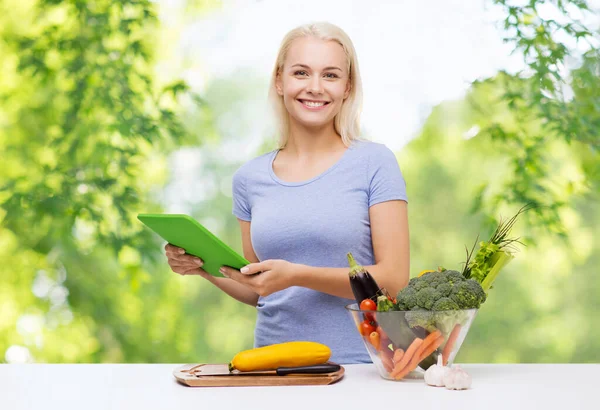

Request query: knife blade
[{"left": 190, "top": 363, "right": 341, "bottom": 377}]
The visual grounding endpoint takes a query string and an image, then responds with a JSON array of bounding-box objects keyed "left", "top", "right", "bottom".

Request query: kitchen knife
[{"left": 190, "top": 363, "right": 341, "bottom": 377}]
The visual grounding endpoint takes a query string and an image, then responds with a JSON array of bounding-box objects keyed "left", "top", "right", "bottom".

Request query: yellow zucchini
[{"left": 228, "top": 341, "right": 331, "bottom": 372}]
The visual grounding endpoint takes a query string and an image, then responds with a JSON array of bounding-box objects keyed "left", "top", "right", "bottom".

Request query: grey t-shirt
[{"left": 231, "top": 140, "right": 408, "bottom": 364}]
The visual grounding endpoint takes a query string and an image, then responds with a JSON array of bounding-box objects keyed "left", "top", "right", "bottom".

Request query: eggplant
[{"left": 347, "top": 252, "right": 380, "bottom": 304}]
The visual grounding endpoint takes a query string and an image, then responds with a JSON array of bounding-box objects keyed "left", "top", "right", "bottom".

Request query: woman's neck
[{"left": 284, "top": 121, "right": 344, "bottom": 158}]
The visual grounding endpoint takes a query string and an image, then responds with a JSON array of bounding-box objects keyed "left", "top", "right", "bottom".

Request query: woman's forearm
[{"left": 294, "top": 263, "right": 409, "bottom": 300}]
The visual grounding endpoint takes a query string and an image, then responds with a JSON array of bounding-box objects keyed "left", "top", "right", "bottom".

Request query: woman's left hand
[{"left": 219, "top": 259, "right": 300, "bottom": 297}]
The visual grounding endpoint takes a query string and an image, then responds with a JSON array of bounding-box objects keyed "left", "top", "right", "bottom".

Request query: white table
[{"left": 1, "top": 363, "right": 597, "bottom": 410}]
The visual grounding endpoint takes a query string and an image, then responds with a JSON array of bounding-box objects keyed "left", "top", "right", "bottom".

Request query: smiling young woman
[
  {"left": 270, "top": 24, "right": 362, "bottom": 149},
  {"left": 164, "top": 22, "right": 410, "bottom": 364}
]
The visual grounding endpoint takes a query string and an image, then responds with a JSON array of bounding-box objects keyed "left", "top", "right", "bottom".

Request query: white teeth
[{"left": 302, "top": 100, "right": 326, "bottom": 107}]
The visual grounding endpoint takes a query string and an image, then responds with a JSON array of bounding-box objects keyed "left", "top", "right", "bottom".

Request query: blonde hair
[{"left": 268, "top": 22, "right": 364, "bottom": 148}]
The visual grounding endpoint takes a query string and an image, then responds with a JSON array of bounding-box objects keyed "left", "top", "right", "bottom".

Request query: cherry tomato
[
  {"left": 360, "top": 299, "right": 377, "bottom": 311},
  {"left": 360, "top": 320, "right": 376, "bottom": 336},
  {"left": 360, "top": 299, "right": 377, "bottom": 322}
]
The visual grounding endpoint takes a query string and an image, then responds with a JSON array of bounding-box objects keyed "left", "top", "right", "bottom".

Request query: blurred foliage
[
  {"left": 0, "top": 0, "right": 598, "bottom": 365},
  {"left": 0, "top": 0, "right": 243, "bottom": 363},
  {"left": 473, "top": 0, "right": 600, "bottom": 235}
]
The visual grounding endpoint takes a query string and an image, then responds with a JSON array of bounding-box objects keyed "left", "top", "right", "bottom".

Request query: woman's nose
[{"left": 306, "top": 77, "right": 324, "bottom": 94}]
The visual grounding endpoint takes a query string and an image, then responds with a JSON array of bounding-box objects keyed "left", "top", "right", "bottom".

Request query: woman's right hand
[
  {"left": 164, "top": 243, "right": 208, "bottom": 278},
  {"left": 164, "top": 235, "right": 260, "bottom": 306}
]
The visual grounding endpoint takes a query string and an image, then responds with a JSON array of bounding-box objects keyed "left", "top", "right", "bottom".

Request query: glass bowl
[{"left": 346, "top": 303, "right": 478, "bottom": 381}]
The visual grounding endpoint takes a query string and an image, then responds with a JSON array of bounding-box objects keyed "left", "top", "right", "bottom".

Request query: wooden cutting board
[{"left": 173, "top": 363, "right": 345, "bottom": 387}]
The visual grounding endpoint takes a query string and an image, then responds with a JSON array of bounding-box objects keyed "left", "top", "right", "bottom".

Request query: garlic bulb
[
  {"left": 424, "top": 354, "right": 448, "bottom": 387},
  {"left": 443, "top": 365, "right": 472, "bottom": 390}
]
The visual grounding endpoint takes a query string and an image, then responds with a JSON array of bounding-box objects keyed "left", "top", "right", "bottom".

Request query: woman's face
[{"left": 276, "top": 36, "right": 351, "bottom": 132}]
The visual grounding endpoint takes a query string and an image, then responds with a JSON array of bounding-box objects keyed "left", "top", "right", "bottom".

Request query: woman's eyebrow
[{"left": 291, "top": 63, "right": 342, "bottom": 72}]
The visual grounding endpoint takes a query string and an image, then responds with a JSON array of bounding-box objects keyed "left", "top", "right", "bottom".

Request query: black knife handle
[{"left": 275, "top": 363, "right": 341, "bottom": 376}]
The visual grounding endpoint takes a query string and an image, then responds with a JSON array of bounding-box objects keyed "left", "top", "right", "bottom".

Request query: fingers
[
  {"left": 164, "top": 244, "right": 205, "bottom": 269},
  {"left": 174, "top": 266, "right": 204, "bottom": 276},
  {"left": 240, "top": 262, "right": 267, "bottom": 275},
  {"left": 168, "top": 258, "right": 202, "bottom": 272},
  {"left": 165, "top": 243, "right": 185, "bottom": 254},
  {"left": 166, "top": 252, "right": 203, "bottom": 277},
  {"left": 218, "top": 262, "right": 266, "bottom": 282},
  {"left": 219, "top": 266, "right": 249, "bottom": 282},
  {"left": 163, "top": 244, "right": 209, "bottom": 278},
  {"left": 168, "top": 257, "right": 203, "bottom": 267},
  {"left": 219, "top": 266, "right": 237, "bottom": 278},
  {"left": 169, "top": 260, "right": 206, "bottom": 276},
  {"left": 220, "top": 266, "right": 271, "bottom": 296}
]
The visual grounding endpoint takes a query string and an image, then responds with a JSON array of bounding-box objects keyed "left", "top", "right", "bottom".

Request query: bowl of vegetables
[
  {"left": 345, "top": 256, "right": 485, "bottom": 381},
  {"left": 346, "top": 302, "right": 478, "bottom": 381},
  {"left": 345, "top": 206, "right": 532, "bottom": 381}
]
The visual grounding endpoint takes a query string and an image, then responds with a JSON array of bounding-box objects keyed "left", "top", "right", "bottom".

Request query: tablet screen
[{"left": 137, "top": 213, "right": 249, "bottom": 277}]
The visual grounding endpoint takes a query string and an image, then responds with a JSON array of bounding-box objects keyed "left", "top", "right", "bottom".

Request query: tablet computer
[{"left": 137, "top": 213, "right": 249, "bottom": 278}]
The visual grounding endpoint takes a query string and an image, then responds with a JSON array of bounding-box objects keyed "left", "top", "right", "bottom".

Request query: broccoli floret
[
  {"left": 416, "top": 288, "right": 441, "bottom": 310},
  {"left": 437, "top": 282, "right": 452, "bottom": 297},
  {"left": 395, "top": 269, "right": 487, "bottom": 312},
  {"left": 377, "top": 295, "right": 396, "bottom": 312},
  {"left": 396, "top": 287, "right": 418, "bottom": 310},
  {"left": 445, "top": 270, "right": 465, "bottom": 284},
  {"left": 432, "top": 297, "right": 459, "bottom": 311},
  {"left": 450, "top": 279, "right": 487, "bottom": 309},
  {"left": 412, "top": 280, "right": 430, "bottom": 291},
  {"left": 466, "top": 279, "right": 487, "bottom": 304},
  {"left": 426, "top": 271, "right": 448, "bottom": 287}
]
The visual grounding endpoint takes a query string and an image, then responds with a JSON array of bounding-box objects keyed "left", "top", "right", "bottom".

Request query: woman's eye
[
  {"left": 324, "top": 73, "right": 339, "bottom": 78},
  {"left": 294, "top": 70, "right": 308, "bottom": 76}
]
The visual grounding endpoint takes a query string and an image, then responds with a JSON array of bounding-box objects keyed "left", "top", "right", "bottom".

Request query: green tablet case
[{"left": 137, "top": 213, "right": 249, "bottom": 278}]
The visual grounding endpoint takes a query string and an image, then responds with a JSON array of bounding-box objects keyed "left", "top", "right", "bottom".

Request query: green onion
[{"left": 462, "top": 203, "right": 533, "bottom": 293}]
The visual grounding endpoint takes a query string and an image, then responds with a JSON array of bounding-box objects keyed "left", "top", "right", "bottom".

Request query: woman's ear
[
  {"left": 276, "top": 72, "right": 283, "bottom": 96},
  {"left": 344, "top": 80, "right": 351, "bottom": 99}
]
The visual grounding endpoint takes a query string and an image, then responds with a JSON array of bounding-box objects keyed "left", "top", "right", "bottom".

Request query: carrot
[
  {"left": 390, "top": 338, "right": 422, "bottom": 378},
  {"left": 413, "top": 330, "right": 441, "bottom": 360},
  {"left": 442, "top": 324, "right": 462, "bottom": 366},
  {"left": 394, "top": 336, "right": 444, "bottom": 380},
  {"left": 392, "top": 348, "right": 404, "bottom": 364},
  {"left": 395, "top": 330, "right": 443, "bottom": 380},
  {"left": 419, "top": 335, "right": 444, "bottom": 363},
  {"left": 393, "top": 331, "right": 441, "bottom": 381},
  {"left": 392, "top": 359, "right": 419, "bottom": 381},
  {"left": 369, "top": 331, "right": 381, "bottom": 351}
]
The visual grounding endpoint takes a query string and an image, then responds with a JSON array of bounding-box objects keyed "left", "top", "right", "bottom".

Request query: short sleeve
[
  {"left": 232, "top": 168, "right": 251, "bottom": 221},
  {"left": 368, "top": 144, "right": 408, "bottom": 207}
]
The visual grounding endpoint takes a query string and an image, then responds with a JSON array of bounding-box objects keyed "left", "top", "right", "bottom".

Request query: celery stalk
[{"left": 480, "top": 251, "right": 514, "bottom": 293}]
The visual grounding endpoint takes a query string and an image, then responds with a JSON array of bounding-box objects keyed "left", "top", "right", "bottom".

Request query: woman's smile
[{"left": 297, "top": 99, "right": 331, "bottom": 111}]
